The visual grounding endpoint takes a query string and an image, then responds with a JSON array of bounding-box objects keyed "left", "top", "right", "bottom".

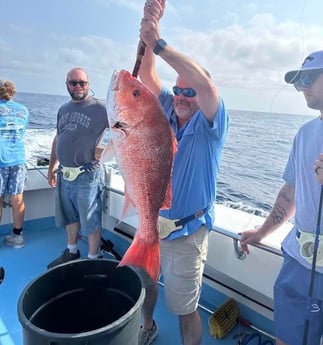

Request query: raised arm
[
  {"left": 139, "top": 0, "right": 219, "bottom": 121},
  {"left": 137, "top": 0, "right": 165, "bottom": 96}
]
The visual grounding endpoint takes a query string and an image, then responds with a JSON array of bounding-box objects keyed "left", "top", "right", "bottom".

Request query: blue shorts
[
  {"left": 55, "top": 168, "right": 104, "bottom": 235},
  {"left": 274, "top": 251, "right": 323, "bottom": 345},
  {"left": 0, "top": 165, "right": 26, "bottom": 196}
]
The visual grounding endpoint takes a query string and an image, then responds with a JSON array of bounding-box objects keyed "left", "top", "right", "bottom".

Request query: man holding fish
[{"left": 136, "top": 1, "right": 229, "bottom": 344}]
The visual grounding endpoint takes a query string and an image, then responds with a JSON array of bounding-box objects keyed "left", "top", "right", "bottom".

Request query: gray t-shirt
[{"left": 56, "top": 96, "right": 108, "bottom": 167}]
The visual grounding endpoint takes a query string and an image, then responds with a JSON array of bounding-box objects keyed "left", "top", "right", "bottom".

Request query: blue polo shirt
[{"left": 158, "top": 87, "right": 228, "bottom": 240}]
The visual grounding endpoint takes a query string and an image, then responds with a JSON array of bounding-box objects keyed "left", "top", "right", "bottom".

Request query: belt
[
  {"left": 296, "top": 229, "right": 323, "bottom": 266},
  {"left": 158, "top": 207, "right": 209, "bottom": 239},
  {"left": 174, "top": 207, "right": 210, "bottom": 227},
  {"left": 59, "top": 162, "right": 99, "bottom": 182}
]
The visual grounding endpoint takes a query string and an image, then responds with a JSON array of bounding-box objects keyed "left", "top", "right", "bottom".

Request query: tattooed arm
[{"left": 240, "top": 183, "right": 295, "bottom": 254}]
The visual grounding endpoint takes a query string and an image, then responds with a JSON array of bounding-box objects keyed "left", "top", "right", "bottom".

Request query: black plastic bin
[{"left": 18, "top": 259, "right": 145, "bottom": 345}]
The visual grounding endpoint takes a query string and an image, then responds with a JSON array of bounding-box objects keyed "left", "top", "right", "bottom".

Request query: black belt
[{"left": 174, "top": 207, "right": 210, "bottom": 227}]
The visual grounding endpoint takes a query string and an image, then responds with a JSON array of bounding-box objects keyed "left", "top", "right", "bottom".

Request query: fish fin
[
  {"left": 160, "top": 179, "right": 172, "bottom": 210},
  {"left": 161, "top": 133, "right": 177, "bottom": 210},
  {"left": 100, "top": 141, "right": 115, "bottom": 162},
  {"left": 120, "top": 187, "right": 137, "bottom": 220},
  {"left": 118, "top": 235, "right": 160, "bottom": 283}
]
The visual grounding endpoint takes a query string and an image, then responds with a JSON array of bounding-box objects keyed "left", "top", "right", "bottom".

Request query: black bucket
[{"left": 17, "top": 259, "right": 145, "bottom": 345}]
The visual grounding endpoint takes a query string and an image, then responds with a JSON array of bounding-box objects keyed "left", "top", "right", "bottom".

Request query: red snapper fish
[{"left": 106, "top": 70, "right": 177, "bottom": 282}]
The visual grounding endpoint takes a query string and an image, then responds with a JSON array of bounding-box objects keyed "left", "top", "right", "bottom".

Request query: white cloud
[{"left": 2, "top": 0, "right": 323, "bottom": 115}]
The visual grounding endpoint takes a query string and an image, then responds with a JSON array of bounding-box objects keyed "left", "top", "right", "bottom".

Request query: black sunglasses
[
  {"left": 293, "top": 72, "right": 322, "bottom": 91},
  {"left": 67, "top": 80, "right": 88, "bottom": 87},
  {"left": 173, "top": 85, "right": 196, "bottom": 97}
]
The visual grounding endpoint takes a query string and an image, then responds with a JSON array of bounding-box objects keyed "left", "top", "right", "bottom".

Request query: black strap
[
  {"left": 174, "top": 207, "right": 209, "bottom": 227},
  {"left": 80, "top": 161, "right": 100, "bottom": 172}
]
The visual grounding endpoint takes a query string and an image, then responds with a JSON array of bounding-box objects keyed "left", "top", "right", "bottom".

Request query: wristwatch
[{"left": 153, "top": 39, "right": 167, "bottom": 55}]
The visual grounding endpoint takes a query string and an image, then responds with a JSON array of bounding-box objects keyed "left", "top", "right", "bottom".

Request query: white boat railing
[
  {"left": 211, "top": 226, "right": 283, "bottom": 259},
  {"left": 103, "top": 183, "right": 284, "bottom": 258}
]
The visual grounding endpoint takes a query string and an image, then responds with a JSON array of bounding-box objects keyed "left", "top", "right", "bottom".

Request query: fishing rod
[
  {"left": 132, "top": 41, "right": 146, "bottom": 78},
  {"left": 302, "top": 184, "right": 323, "bottom": 345},
  {"left": 132, "top": 0, "right": 165, "bottom": 77}
]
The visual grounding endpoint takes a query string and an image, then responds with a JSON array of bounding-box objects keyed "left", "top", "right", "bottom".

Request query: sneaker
[
  {"left": 47, "top": 248, "right": 80, "bottom": 269},
  {"left": 138, "top": 320, "right": 158, "bottom": 345},
  {"left": 4, "top": 234, "right": 24, "bottom": 248}
]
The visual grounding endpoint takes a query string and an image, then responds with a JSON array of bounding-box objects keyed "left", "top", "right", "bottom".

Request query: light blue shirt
[
  {"left": 282, "top": 116, "right": 323, "bottom": 273},
  {"left": 0, "top": 100, "right": 29, "bottom": 167},
  {"left": 158, "top": 87, "right": 228, "bottom": 240}
]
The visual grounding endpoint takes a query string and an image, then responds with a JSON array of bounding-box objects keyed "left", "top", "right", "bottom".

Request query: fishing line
[{"left": 268, "top": 0, "right": 309, "bottom": 115}]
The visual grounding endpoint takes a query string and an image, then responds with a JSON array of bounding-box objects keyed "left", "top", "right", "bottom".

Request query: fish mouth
[
  {"left": 108, "top": 70, "right": 119, "bottom": 92},
  {"left": 106, "top": 70, "right": 129, "bottom": 131},
  {"left": 107, "top": 70, "right": 120, "bottom": 124}
]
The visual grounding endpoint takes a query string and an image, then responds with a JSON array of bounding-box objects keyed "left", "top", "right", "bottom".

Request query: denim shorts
[
  {"left": 55, "top": 168, "right": 104, "bottom": 235},
  {"left": 160, "top": 225, "right": 209, "bottom": 315},
  {"left": 0, "top": 165, "right": 26, "bottom": 196},
  {"left": 274, "top": 251, "right": 323, "bottom": 344}
]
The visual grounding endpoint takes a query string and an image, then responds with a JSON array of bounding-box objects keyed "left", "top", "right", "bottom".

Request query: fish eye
[
  {"left": 113, "top": 121, "right": 129, "bottom": 129},
  {"left": 133, "top": 89, "right": 140, "bottom": 97}
]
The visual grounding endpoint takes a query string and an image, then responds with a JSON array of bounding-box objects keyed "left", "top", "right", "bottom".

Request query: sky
[{"left": 1, "top": 0, "right": 323, "bottom": 116}]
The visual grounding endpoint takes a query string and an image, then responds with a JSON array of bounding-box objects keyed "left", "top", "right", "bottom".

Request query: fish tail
[{"left": 118, "top": 236, "right": 160, "bottom": 283}]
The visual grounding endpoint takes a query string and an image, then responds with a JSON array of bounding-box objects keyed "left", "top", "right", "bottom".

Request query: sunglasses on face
[
  {"left": 293, "top": 73, "right": 322, "bottom": 91},
  {"left": 173, "top": 85, "right": 196, "bottom": 97},
  {"left": 67, "top": 80, "right": 88, "bottom": 87}
]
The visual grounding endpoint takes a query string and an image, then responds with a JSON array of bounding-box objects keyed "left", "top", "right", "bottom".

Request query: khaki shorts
[{"left": 160, "top": 225, "right": 209, "bottom": 315}]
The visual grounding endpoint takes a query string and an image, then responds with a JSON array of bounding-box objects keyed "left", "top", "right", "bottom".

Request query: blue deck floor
[{"left": 0, "top": 217, "right": 274, "bottom": 345}]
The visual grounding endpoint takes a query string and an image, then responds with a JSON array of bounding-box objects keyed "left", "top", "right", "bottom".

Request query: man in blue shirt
[
  {"left": 241, "top": 50, "right": 323, "bottom": 345},
  {"left": 0, "top": 79, "right": 29, "bottom": 248},
  {"left": 137, "top": 1, "right": 228, "bottom": 344}
]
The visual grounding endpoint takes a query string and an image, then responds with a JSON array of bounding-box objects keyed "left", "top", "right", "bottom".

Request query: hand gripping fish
[{"left": 107, "top": 70, "right": 177, "bottom": 283}]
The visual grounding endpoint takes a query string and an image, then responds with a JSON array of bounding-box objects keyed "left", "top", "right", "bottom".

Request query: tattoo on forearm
[{"left": 271, "top": 204, "right": 287, "bottom": 225}]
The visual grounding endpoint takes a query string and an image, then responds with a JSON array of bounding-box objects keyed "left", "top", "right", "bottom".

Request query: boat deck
[{"left": 0, "top": 217, "right": 274, "bottom": 345}]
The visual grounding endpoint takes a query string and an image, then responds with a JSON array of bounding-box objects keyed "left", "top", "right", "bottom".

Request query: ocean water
[{"left": 15, "top": 92, "right": 315, "bottom": 218}]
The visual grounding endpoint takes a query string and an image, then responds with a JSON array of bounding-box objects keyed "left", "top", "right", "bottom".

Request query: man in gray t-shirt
[{"left": 47, "top": 67, "right": 109, "bottom": 269}]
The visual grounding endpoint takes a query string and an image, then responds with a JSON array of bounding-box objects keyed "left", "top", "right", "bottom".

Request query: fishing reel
[
  {"left": 296, "top": 230, "right": 323, "bottom": 266},
  {"left": 300, "top": 240, "right": 323, "bottom": 266}
]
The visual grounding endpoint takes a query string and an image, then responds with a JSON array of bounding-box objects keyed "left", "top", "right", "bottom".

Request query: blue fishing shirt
[
  {"left": 0, "top": 100, "right": 29, "bottom": 167},
  {"left": 282, "top": 116, "right": 323, "bottom": 274},
  {"left": 158, "top": 87, "right": 229, "bottom": 240}
]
